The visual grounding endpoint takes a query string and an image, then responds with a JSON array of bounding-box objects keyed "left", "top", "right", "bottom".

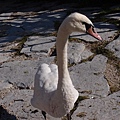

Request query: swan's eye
[
  {"left": 81, "top": 22, "right": 91, "bottom": 29},
  {"left": 85, "top": 24, "right": 92, "bottom": 30},
  {"left": 92, "top": 27, "right": 95, "bottom": 33},
  {"left": 82, "top": 22, "right": 86, "bottom": 25},
  {"left": 82, "top": 22, "right": 84, "bottom": 25}
]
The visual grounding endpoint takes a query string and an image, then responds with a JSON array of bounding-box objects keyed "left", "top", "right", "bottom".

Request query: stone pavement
[{"left": 0, "top": 1, "right": 120, "bottom": 120}]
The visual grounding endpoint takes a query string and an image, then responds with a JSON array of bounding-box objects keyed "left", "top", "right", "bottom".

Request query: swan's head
[{"left": 60, "top": 12, "right": 102, "bottom": 40}]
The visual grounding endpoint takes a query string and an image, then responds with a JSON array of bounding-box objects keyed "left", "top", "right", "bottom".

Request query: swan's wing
[
  {"left": 35, "top": 63, "right": 58, "bottom": 93},
  {"left": 31, "top": 63, "right": 58, "bottom": 110}
]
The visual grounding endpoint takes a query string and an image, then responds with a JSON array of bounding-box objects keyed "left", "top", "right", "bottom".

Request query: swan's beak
[{"left": 87, "top": 26, "right": 102, "bottom": 41}]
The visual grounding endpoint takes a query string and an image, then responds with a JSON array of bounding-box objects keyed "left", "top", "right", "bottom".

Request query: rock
[
  {"left": 0, "top": 81, "right": 12, "bottom": 90},
  {"left": 0, "top": 36, "right": 22, "bottom": 45},
  {"left": 20, "top": 46, "right": 31, "bottom": 56},
  {"left": 68, "top": 42, "right": 85, "bottom": 64},
  {"left": 21, "top": 36, "right": 56, "bottom": 57},
  {"left": 8, "top": 18, "right": 24, "bottom": 26},
  {"left": 105, "top": 36, "right": 120, "bottom": 59},
  {"left": 72, "top": 91, "right": 120, "bottom": 120},
  {"left": 68, "top": 42, "right": 94, "bottom": 64},
  {"left": 0, "top": 53, "right": 11, "bottom": 63},
  {"left": 105, "top": 13, "right": 120, "bottom": 20},
  {"left": 79, "top": 7, "right": 101, "bottom": 19},
  {"left": 69, "top": 55, "right": 110, "bottom": 97},
  {"left": 0, "top": 57, "right": 55, "bottom": 89},
  {"left": 81, "top": 49, "right": 94, "bottom": 60},
  {"left": 1, "top": 89, "right": 39, "bottom": 120},
  {"left": 0, "top": 20, "right": 24, "bottom": 45},
  {"left": 70, "top": 22, "right": 118, "bottom": 42},
  {"left": 22, "top": 39, "right": 94, "bottom": 64},
  {"left": 0, "top": 13, "right": 12, "bottom": 20},
  {"left": 6, "top": 26, "right": 24, "bottom": 36},
  {"left": 0, "top": 2, "right": 120, "bottom": 120},
  {"left": 0, "top": 89, "right": 61, "bottom": 120},
  {"left": 0, "top": 7, "right": 67, "bottom": 45},
  {"left": 21, "top": 10, "right": 65, "bottom": 34}
]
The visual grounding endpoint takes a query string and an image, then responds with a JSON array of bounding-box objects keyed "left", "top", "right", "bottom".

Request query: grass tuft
[
  {"left": 91, "top": 40, "right": 120, "bottom": 75},
  {"left": 13, "top": 36, "right": 28, "bottom": 56}
]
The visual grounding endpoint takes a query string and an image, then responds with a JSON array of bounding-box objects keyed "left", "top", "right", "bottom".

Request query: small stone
[{"left": 105, "top": 36, "right": 120, "bottom": 59}]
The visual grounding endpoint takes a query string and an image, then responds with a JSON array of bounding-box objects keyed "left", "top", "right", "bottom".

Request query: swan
[{"left": 31, "top": 12, "right": 102, "bottom": 120}]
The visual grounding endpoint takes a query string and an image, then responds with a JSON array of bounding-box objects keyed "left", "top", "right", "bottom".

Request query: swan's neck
[{"left": 56, "top": 29, "right": 72, "bottom": 88}]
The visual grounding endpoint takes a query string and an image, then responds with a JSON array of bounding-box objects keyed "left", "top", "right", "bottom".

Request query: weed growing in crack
[
  {"left": 91, "top": 39, "right": 120, "bottom": 73},
  {"left": 68, "top": 37, "right": 82, "bottom": 43},
  {"left": 13, "top": 36, "right": 28, "bottom": 56},
  {"left": 70, "top": 96, "right": 89, "bottom": 115},
  {"left": 90, "top": 40, "right": 120, "bottom": 93},
  {"left": 110, "top": 85, "right": 120, "bottom": 93}
]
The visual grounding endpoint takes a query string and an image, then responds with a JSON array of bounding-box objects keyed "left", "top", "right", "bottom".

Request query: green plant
[{"left": 14, "top": 36, "right": 28, "bottom": 56}]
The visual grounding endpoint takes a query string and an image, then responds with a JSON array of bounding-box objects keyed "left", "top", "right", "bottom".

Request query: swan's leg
[
  {"left": 42, "top": 111, "right": 47, "bottom": 120},
  {"left": 67, "top": 113, "right": 71, "bottom": 120}
]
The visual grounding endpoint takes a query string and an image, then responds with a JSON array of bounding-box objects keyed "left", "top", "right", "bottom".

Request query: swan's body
[{"left": 31, "top": 12, "right": 102, "bottom": 119}]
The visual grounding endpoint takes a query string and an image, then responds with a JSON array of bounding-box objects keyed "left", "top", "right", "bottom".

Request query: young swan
[{"left": 31, "top": 12, "right": 102, "bottom": 120}]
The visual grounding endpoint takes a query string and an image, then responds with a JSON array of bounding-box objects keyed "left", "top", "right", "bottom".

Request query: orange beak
[{"left": 87, "top": 26, "right": 102, "bottom": 41}]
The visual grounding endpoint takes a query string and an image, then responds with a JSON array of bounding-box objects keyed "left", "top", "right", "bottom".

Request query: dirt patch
[{"left": 105, "top": 63, "right": 120, "bottom": 93}]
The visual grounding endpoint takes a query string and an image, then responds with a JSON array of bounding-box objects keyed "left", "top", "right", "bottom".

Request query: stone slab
[
  {"left": 68, "top": 42, "right": 85, "bottom": 64},
  {"left": 0, "top": 81, "right": 12, "bottom": 90},
  {"left": 0, "top": 89, "right": 61, "bottom": 120},
  {"left": 21, "top": 37, "right": 94, "bottom": 63},
  {"left": 0, "top": 53, "right": 11, "bottom": 63},
  {"left": 21, "top": 36, "right": 56, "bottom": 57},
  {"left": 105, "top": 13, "right": 120, "bottom": 20},
  {"left": 0, "top": 89, "right": 44, "bottom": 120},
  {"left": 105, "top": 36, "right": 120, "bottom": 59},
  {"left": 68, "top": 42, "right": 94, "bottom": 64},
  {"left": 72, "top": 91, "right": 120, "bottom": 120},
  {"left": 0, "top": 13, "right": 12, "bottom": 20},
  {"left": 69, "top": 55, "right": 110, "bottom": 97},
  {"left": 0, "top": 57, "right": 54, "bottom": 89},
  {"left": 0, "top": 36, "right": 22, "bottom": 45}
]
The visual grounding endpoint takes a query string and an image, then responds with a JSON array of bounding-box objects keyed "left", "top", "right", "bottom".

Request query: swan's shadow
[{"left": 0, "top": 105, "right": 17, "bottom": 120}]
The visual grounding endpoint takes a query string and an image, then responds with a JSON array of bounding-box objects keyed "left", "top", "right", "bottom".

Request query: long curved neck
[{"left": 56, "top": 28, "right": 73, "bottom": 88}]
